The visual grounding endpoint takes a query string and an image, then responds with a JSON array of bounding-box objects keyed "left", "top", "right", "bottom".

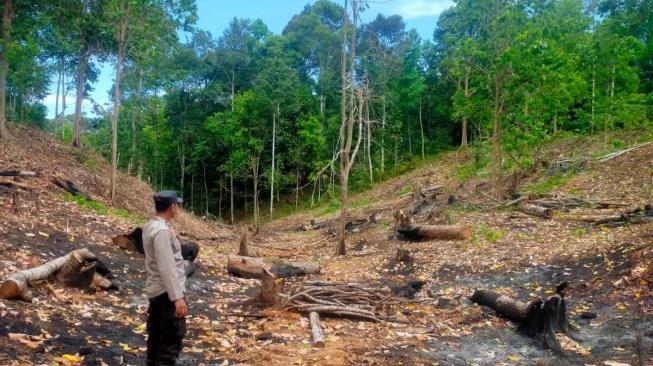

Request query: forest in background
[{"left": 0, "top": 0, "right": 650, "bottom": 226}]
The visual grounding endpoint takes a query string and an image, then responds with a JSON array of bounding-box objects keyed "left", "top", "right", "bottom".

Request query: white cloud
[{"left": 390, "top": 0, "right": 453, "bottom": 19}]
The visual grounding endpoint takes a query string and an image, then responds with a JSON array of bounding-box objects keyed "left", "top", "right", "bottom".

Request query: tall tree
[{"left": 0, "top": 0, "right": 14, "bottom": 140}]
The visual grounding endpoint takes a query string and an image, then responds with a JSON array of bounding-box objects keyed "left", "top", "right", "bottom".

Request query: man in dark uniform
[{"left": 142, "top": 190, "right": 187, "bottom": 365}]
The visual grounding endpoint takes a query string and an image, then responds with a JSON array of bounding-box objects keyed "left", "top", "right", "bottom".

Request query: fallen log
[
  {"left": 260, "top": 268, "right": 284, "bottom": 305},
  {"left": 0, "top": 248, "right": 98, "bottom": 301},
  {"left": 53, "top": 175, "right": 91, "bottom": 200},
  {"left": 518, "top": 203, "right": 554, "bottom": 219},
  {"left": 227, "top": 255, "right": 320, "bottom": 279},
  {"left": 299, "top": 219, "right": 331, "bottom": 231},
  {"left": 0, "top": 179, "right": 33, "bottom": 191},
  {"left": 397, "top": 225, "right": 472, "bottom": 240},
  {"left": 309, "top": 312, "right": 325, "bottom": 348},
  {"left": 470, "top": 282, "right": 580, "bottom": 351},
  {"left": 0, "top": 171, "right": 37, "bottom": 177},
  {"left": 596, "top": 141, "right": 652, "bottom": 162}
]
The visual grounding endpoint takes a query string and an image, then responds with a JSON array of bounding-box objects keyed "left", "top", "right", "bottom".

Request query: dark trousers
[{"left": 146, "top": 293, "right": 186, "bottom": 366}]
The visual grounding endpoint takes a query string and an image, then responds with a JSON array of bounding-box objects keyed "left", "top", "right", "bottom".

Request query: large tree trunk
[
  {"left": 397, "top": 225, "right": 473, "bottom": 240},
  {"left": 518, "top": 203, "right": 554, "bottom": 219},
  {"left": 0, "top": 0, "right": 13, "bottom": 140},
  {"left": 0, "top": 248, "right": 98, "bottom": 301},
  {"left": 227, "top": 255, "right": 320, "bottom": 279}
]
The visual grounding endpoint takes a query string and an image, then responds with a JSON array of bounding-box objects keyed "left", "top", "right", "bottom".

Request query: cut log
[
  {"left": 397, "top": 225, "right": 472, "bottom": 240},
  {"left": 309, "top": 312, "right": 325, "bottom": 348},
  {"left": 470, "top": 282, "right": 580, "bottom": 351},
  {"left": 0, "top": 170, "right": 37, "bottom": 177},
  {"left": 260, "top": 268, "right": 284, "bottom": 305},
  {"left": 518, "top": 203, "right": 554, "bottom": 219},
  {"left": 55, "top": 251, "right": 97, "bottom": 289},
  {"left": 0, "top": 248, "right": 98, "bottom": 301},
  {"left": 53, "top": 175, "right": 91, "bottom": 200},
  {"left": 227, "top": 255, "right": 320, "bottom": 279}
]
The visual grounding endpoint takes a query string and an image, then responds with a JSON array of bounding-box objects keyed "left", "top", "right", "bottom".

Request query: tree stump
[
  {"left": 238, "top": 226, "right": 250, "bottom": 257},
  {"left": 395, "top": 248, "right": 414, "bottom": 265},
  {"left": 56, "top": 251, "right": 97, "bottom": 289},
  {"left": 260, "top": 268, "right": 284, "bottom": 305}
]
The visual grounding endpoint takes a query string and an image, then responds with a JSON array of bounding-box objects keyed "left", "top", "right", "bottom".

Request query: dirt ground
[{"left": 1, "top": 127, "right": 652, "bottom": 365}]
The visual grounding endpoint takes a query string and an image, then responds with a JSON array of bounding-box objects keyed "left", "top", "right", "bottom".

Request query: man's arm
[{"left": 152, "top": 229, "right": 186, "bottom": 303}]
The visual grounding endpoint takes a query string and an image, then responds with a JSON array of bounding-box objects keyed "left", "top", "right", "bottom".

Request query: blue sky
[{"left": 43, "top": 0, "right": 452, "bottom": 118}]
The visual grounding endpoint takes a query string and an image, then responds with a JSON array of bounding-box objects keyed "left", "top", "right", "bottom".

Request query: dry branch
[
  {"left": 0, "top": 248, "right": 98, "bottom": 301},
  {"left": 283, "top": 281, "right": 404, "bottom": 322},
  {"left": 596, "top": 142, "right": 652, "bottom": 162}
]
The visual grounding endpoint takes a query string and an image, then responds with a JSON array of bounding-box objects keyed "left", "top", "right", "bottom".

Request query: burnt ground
[{"left": 1, "top": 126, "right": 653, "bottom": 365}]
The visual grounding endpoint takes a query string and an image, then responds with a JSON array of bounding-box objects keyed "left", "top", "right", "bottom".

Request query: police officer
[{"left": 142, "top": 190, "right": 187, "bottom": 365}]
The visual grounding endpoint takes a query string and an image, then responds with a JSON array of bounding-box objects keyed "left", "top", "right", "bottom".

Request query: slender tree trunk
[
  {"left": 203, "top": 162, "right": 208, "bottom": 216},
  {"left": 252, "top": 156, "right": 260, "bottom": 227},
  {"left": 366, "top": 89, "right": 372, "bottom": 183},
  {"left": 73, "top": 43, "right": 88, "bottom": 147},
  {"left": 419, "top": 97, "right": 425, "bottom": 160},
  {"left": 462, "top": 63, "right": 471, "bottom": 148},
  {"left": 270, "top": 105, "right": 276, "bottom": 220},
  {"left": 191, "top": 174, "right": 194, "bottom": 213},
  {"left": 553, "top": 114, "right": 557, "bottom": 135},
  {"left": 492, "top": 75, "right": 503, "bottom": 200},
  {"left": 110, "top": 4, "right": 128, "bottom": 205},
  {"left": 61, "top": 71, "right": 67, "bottom": 140},
  {"left": 381, "top": 95, "right": 386, "bottom": 174},
  {"left": 230, "top": 174, "right": 234, "bottom": 224},
  {"left": 0, "top": 0, "right": 13, "bottom": 140},
  {"left": 337, "top": 0, "right": 350, "bottom": 256},
  {"left": 54, "top": 58, "right": 62, "bottom": 136},
  {"left": 606, "top": 61, "right": 615, "bottom": 148},
  {"left": 295, "top": 164, "right": 300, "bottom": 209},
  {"left": 129, "top": 69, "right": 142, "bottom": 176}
]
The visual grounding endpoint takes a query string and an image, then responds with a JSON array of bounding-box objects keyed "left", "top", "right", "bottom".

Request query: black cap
[{"left": 153, "top": 190, "right": 183, "bottom": 206}]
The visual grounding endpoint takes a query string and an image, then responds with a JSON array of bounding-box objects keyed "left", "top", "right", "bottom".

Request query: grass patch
[
  {"left": 472, "top": 224, "right": 505, "bottom": 242},
  {"left": 524, "top": 172, "right": 577, "bottom": 194},
  {"left": 397, "top": 186, "right": 412, "bottom": 197},
  {"left": 350, "top": 197, "right": 375, "bottom": 209},
  {"left": 63, "top": 192, "right": 146, "bottom": 224},
  {"left": 318, "top": 199, "right": 342, "bottom": 216}
]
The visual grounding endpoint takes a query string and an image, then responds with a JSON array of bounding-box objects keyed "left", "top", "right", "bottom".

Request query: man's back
[{"left": 142, "top": 216, "right": 186, "bottom": 300}]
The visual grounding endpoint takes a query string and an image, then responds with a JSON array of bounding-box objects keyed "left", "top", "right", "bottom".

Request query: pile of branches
[{"left": 281, "top": 281, "right": 406, "bottom": 322}]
